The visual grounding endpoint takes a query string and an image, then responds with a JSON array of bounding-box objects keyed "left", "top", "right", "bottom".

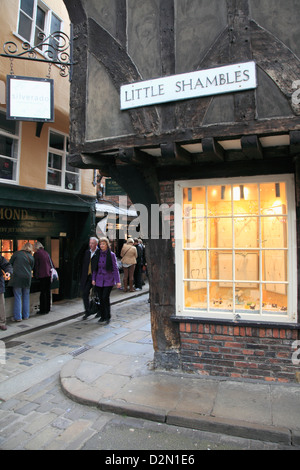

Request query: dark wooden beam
[
  {"left": 241, "top": 135, "right": 263, "bottom": 159},
  {"left": 159, "top": 142, "right": 192, "bottom": 166},
  {"left": 290, "top": 131, "right": 300, "bottom": 155},
  {"left": 202, "top": 138, "right": 225, "bottom": 161}
]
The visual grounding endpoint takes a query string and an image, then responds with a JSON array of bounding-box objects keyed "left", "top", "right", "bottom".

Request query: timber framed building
[{"left": 64, "top": 0, "right": 300, "bottom": 382}]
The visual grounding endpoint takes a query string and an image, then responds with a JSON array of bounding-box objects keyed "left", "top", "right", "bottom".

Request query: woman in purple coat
[{"left": 92, "top": 237, "right": 121, "bottom": 324}]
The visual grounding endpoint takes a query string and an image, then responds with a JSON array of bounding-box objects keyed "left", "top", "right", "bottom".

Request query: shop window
[
  {"left": 0, "top": 239, "right": 37, "bottom": 260},
  {"left": 0, "top": 240, "right": 14, "bottom": 260},
  {"left": 17, "top": 0, "right": 62, "bottom": 59},
  {"left": 47, "top": 131, "right": 80, "bottom": 192},
  {"left": 0, "top": 110, "right": 19, "bottom": 182},
  {"left": 175, "top": 175, "right": 297, "bottom": 323}
]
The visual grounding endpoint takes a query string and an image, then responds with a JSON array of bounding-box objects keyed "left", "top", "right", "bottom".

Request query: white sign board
[
  {"left": 6, "top": 75, "right": 54, "bottom": 122},
  {"left": 121, "top": 61, "right": 257, "bottom": 110}
]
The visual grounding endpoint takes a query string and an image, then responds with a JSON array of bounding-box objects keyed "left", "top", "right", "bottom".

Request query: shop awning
[{"left": 96, "top": 202, "right": 137, "bottom": 218}]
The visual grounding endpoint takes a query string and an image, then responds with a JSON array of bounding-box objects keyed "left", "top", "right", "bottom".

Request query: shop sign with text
[
  {"left": 121, "top": 61, "right": 257, "bottom": 110},
  {"left": 6, "top": 75, "right": 54, "bottom": 122}
]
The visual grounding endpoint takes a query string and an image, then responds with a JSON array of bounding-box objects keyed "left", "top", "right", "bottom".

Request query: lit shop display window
[
  {"left": 0, "top": 240, "right": 37, "bottom": 260},
  {"left": 175, "top": 175, "right": 297, "bottom": 323}
]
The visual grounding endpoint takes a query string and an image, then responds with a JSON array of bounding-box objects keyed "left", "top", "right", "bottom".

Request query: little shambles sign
[{"left": 121, "top": 61, "right": 257, "bottom": 110}]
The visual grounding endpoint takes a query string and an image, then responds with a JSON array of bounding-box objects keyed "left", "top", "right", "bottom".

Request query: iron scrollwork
[{"left": 1, "top": 30, "right": 75, "bottom": 79}]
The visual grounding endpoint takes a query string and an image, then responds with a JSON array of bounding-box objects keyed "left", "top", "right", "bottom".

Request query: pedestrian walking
[
  {"left": 92, "top": 237, "right": 120, "bottom": 324},
  {"left": 33, "top": 242, "right": 53, "bottom": 315},
  {"left": 0, "top": 255, "right": 13, "bottom": 331},
  {"left": 80, "top": 237, "right": 100, "bottom": 319},
  {"left": 9, "top": 242, "right": 34, "bottom": 321},
  {"left": 120, "top": 238, "right": 137, "bottom": 292}
]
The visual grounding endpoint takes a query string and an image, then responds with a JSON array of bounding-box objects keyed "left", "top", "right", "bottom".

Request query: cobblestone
[{"left": 0, "top": 296, "right": 291, "bottom": 450}]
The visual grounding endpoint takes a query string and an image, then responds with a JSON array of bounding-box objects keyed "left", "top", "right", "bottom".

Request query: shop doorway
[{"left": 51, "top": 237, "right": 69, "bottom": 301}]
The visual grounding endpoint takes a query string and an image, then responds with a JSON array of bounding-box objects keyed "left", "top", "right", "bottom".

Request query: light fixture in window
[{"left": 275, "top": 183, "right": 280, "bottom": 198}]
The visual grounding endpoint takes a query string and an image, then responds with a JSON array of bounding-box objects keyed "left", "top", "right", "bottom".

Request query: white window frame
[
  {"left": 0, "top": 109, "right": 21, "bottom": 184},
  {"left": 16, "top": 0, "right": 63, "bottom": 59},
  {"left": 175, "top": 174, "right": 298, "bottom": 324},
  {"left": 46, "top": 129, "right": 80, "bottom": 193}
]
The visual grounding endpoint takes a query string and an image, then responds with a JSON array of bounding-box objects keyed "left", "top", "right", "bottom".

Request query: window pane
[
  {"left": 50, "top": 132, "right": 64, "bottom": 150},
  {"left": 65, "top": 172, "right": 79, "bottom": 191},
  {"left": 0, "top": 157, "right": 16, "bottom": 180},
  {"left": 215, "top": 218, "right": 232, "bottom": 248},
  {"left": 36, "top": 6, "right": 46, "bottom": 30},
  {"left": 47, "top": 169, "right": 61, "bottom": 186},
  {"left": 260, "top": 182, "right": 287, "bottom": 214},
  {"left": 233, "top": 183, "right": 258, "bottom": 215},
  {"left": 1, "top": 239, "right": 14, "bottom": 261},
  {"left": 184, "top": 281, "right": 207, "bottom": 310},
  {"left": 262, "top": 250, "right": 287, "bottom": 285},
  {"left": 262, "top": 284, "right": 288, "bottom": 314},
  {"left": 183, "top": 218, "right": 206, "bottom": 248},
  {"left": 0, "top": 113, "right": 17, "bottom": 135},
  {"left": 234, "top": 217, "right": 258, "bottom": 248},
  {"left": 18, "top": 12, "right": 32, "bottom": 41},
  {"left": 210, "top": 282, "right": 233, "bottom": 313},
  {"left": 0, "top": 136, "right": 16, "bottom": 158},
  {"left": 208, "top": 184, "right": 231, "bottom": 216},
  {"left": 183, "top": 186, "right": 206, "bottom": 214},
  {"left": 215, "top": 251, "right": 233, "bottom": 282},
  {"left": 261, "top": 216, "right": 287, "bottom": 249},
  {"left": 50, "top": 14, "right": 61, "bottom": 34},
  {"left": 184, "top": 250, "right": 206, "bottom": 280},
  {"left": 235, "top": 252, "right": 259, "bottom": 284},
  {"left": 48, "top": 152, "right": 62, "bottom": 170},
  {"left": 20, "top": 0, "right": 34, "bottom": 17}
]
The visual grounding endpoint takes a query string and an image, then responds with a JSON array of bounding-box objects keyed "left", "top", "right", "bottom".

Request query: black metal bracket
[{"left": 0, "top": 26, "right": 76, "bottom": 81}]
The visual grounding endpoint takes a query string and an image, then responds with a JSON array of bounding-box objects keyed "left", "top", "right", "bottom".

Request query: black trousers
[
  {"left": 82, "top": 275, "right": 92, "bottom": 314},
  {"left": 134, "top": 263, "right": 143, "bottom": 289},
  {"left": 95, "top": 285, "right": 113, "bottom": 321},
  {"left": 39, "top": 277, "right": 51, "bottom": 314}
]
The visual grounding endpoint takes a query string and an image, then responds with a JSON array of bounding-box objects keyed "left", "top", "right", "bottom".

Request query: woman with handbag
[
  {"left": 120, "top": 238, "right": 137, "bottom": 292},
  {"left": 92, "top": 237, "right": 121, "bottom": 325},
  {"left": 9, "top": 243, "right": 34, "bottom": 321}
]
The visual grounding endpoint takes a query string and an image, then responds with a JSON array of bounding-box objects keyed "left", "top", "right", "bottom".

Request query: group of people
[
  {"left": 0, "top": 235, "right": 146, "bottom": 332},
  {"left": 0, "top": 242, "right": 55, "bottom": 331},
  {"left": 81, "top": 236, "right": 146, "bottom": 324}
]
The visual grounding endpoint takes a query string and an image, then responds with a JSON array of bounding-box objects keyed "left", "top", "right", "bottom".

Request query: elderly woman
[
  {"left": 120, "top": 238, "right": 137, "bottom": 292},
  {"left": 9, "top": 242, "right": 34, "bottom": 321},
  {"left": 92, "top": 237, "right": 120, "bottom": 324}
]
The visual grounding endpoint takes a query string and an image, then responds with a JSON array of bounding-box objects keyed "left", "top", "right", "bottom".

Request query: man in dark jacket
[
  {"left": 0, "top": 256, "right": 13, "bottom": 331},
  {"left": 33, "top": 242, "right": 52, "bottom": 315},
  {"left": 80, "top": 237, "right": 100, "bottom": 319}
]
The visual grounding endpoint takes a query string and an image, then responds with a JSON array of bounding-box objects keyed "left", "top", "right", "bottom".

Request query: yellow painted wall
[{"left": 0, "top": 0, "right": 95, "bottom": 197}]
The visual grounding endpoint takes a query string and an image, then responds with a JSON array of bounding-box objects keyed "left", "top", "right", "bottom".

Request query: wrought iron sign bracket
[{"left": 0, "top": 26, "right": 76, "bottom": 81}]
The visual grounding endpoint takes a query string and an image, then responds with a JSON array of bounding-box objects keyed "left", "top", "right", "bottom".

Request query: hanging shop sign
[
  {"left": 121, "top": 61, "right": 257, "bottom": 110},
  {"left": 6, "top": 75, "right": 54, "bottom": 122}
]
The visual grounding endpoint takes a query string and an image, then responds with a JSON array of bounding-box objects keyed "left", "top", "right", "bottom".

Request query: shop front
[{"left": 0, "top": 183, "right": 95, "bottom": 316}]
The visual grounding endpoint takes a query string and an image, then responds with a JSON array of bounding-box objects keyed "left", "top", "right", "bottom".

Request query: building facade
[
  {"left": 64, "top": 0, "right": 300, "bottom": 382},
  {"left": 0, "top": 0, "right": 96, "bottom": 313}
]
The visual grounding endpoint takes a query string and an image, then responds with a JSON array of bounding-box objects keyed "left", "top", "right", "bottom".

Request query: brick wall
[{"left": 179, "top": 321, "right": 300, "bottom": 383}]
